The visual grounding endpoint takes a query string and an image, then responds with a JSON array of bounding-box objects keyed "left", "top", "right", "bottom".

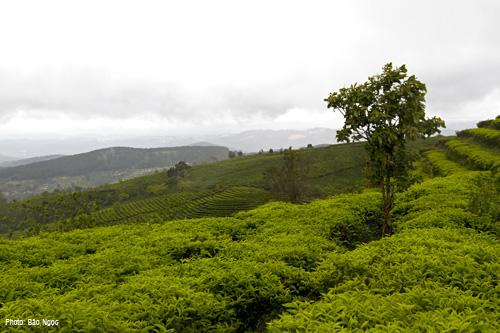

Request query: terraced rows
[
  {"left": 105, "top": 169, "right": 168, "bottom": 191},
  {"left": 90, "top": 187, "right": 267, "bottom": 225},
  {"left": 459, "top": 127, "right": 500, "bottom": 147},
  {"left": 186, "top": 155, "right": 280, "bottom": 188},
  {"left": 424, "top": 150, "right": 468, "bottom": 176},
  {"left": 186, "top": 187, "right": 267, "bottom": 218},
  {"left": 445, "top": 140, "right": 500, "bottom": 172},
  {"left": 423, "top": 118, "right": 500, "bottom": 177},
  {"left": 92, "top": 190, "right": 216, "bottom": 225}
]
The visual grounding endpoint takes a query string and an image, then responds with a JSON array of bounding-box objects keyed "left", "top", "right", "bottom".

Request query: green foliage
[
  {"left": 235, "top": 191, "right": 384, "bottom": 250},
  {"left": 270, "top": 228, "right": 500, "bottom": 332},
  {"left": 493, "top": 118, "right": 500, "bottom": 130},
  {"left": 445, "top": 140, "right": 500, "bottom": 172},
  {"left": 146, "top": 183, "right": 168, "bottom": 196},
  {"left": 264, "top": 147, "right": 315, "bottom": 203},
  {"left": 325, "top": 63, "right": 442, "bottom": 146},
  {"left": 184, "top": 142, "right": 370, "bottom": 195},
  {"left": 391, "top": 171, "right": 494, "bottom": 232},
  {"left": 228, "top": 150, "right": 242, "bottom": 159},
  {"left": 166, "top": 161, "right": 191, "bottom": 179},
  {"left": 1, "top": 142, "right": 379, "bottom": 235},
  {"left": 477, "top": 117, "right": 500, "bottom": 130},
  {"left": 40, "top": 188, "right": 268, "bottom": 233},
  {"left": 466, "top": 127, "right": 500, "bottom": 147},
  {"left": 2, "top": 164, "right": 500, "bottom": 330},
  {"left": 0, "top": 192, "right": 384, "bottom": 331},
  {"left": 325, "top": 62, "right": 445, "bottom": 234},
  {"left": 424, "top": 150, "right": 468, "bottom": 176},
  {"left": 4, "top": 116, "right": 500, "bottom": 330},
  {"left": 468, "top": 174, "right": 500, "bottom": 226}
]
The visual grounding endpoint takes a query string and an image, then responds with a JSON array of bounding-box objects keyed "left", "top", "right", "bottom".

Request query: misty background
[{"left": 1, "top": 0, "right": 499, "bottom": 157}]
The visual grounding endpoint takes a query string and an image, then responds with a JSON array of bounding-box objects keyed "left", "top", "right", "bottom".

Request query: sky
[{"left": 0, "top": 0, "right": 499, "bottom": 140}]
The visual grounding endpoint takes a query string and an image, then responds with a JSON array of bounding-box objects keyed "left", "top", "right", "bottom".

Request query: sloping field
[
  {"left": 1, "top": 168, "right": 499, "bottom": 331},
  {"left": 1, "top": 121, "right": 499, "bottom": 331}
]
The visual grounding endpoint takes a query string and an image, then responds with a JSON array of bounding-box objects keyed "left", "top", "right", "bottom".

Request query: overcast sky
[{"left": 0, "top": 0, "right": 499, "bottom": 139}]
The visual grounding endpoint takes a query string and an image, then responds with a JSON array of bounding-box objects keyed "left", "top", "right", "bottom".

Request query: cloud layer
[{"left": 0, "top": 0, "right": 499, "bottom": 138}]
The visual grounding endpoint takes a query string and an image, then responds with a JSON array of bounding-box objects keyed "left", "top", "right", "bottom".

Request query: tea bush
[
  {"left": 424, "top": 150, "right": 468, "bottom": 176},
  {"left": 445, "top": 140, "right": 500, "bottom": 172},
  {"left": 0, "top": 192, "right": 384, "bottom": 331},
  {"left": 2, "top": 159, "right": 500, "bottom": 330},
  {"left": 468, "top": 127, "right": 500, "bottom": 147},
  {"left": 269, "top": 227, "right": 500, "bottom": 331}
]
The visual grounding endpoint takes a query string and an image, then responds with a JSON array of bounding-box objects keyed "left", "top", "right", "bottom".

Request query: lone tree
[
  {"left": 264, "top": 147, "right": 315, "bottom": 203},
  {"left": 325, "top": 63, "right": 445, "bottom": 235}
]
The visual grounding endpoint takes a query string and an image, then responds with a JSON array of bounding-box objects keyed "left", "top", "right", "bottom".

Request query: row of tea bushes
[
  {"left": 477, "top": 117, "right": 500, "bottom": 130},
  {"left": 2, "top": 167, "right": 499, "bottom": 330},
  {"left": 445, "top": 140, "right": 500, "bottom": 172},
  {"left": 424, "top": 150, "right": 468, "bottom": 176},
  {"left": 267, "top": 167, "right": 500, "bottom": 331},
  {"left": 269, "top": 227, "right": 500, "bottom": 332},
  {"left": 0, "top": 192, "right": 384, "bottom": 332},
  {"left": 464, "top": 127, "right": 500, "bottom": 147}
]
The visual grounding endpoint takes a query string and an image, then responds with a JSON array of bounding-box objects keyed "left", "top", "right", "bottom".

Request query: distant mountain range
[
  {"left": 207, "top": 128, "right": 338, "bottom": 152},
  {"left": 0, "top": 128, "right": 338, "bottom": 158},
  {"left": 0, "top": 122, "right": 468, "bottom": 159},
  {"left": 0, "top": 155, "right": 65, "bottom": 168},
  {"left": 0, "top": 146, "right": 229, "bottom": 181},
  {"left": 0, "top": 145, "right": 230, "bottom": 200}
]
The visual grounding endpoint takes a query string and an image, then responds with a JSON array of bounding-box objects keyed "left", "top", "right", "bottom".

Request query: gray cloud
[
  {"left": 0, "top": 68, "right": 319, "bottom": 125},
  {"left": 424, "top": 62, "right": 500, "bottom": 117},
  {"left": 2, "top": 1, "right": 500, "bottom": 139},
  {"left": 0, "top": 68, "right": 184, "bottom": 120}
]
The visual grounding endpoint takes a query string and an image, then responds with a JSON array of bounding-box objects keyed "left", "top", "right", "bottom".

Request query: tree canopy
[
  {"left": 325, "top": 63, "right": 445, "bottom": 235},
  {"left": 264, "top": 147, "right": 315, "bottom": 203}
]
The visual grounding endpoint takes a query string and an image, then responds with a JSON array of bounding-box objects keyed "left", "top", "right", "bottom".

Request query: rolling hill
[
  {"left": 0, "top": 141, "right": 374, "bottom": 235},
  {"left": 0, "top": 117, "right": 499, "bottom": 331},
  {"left": 0, "top": 145, "right": 229, "bottom": 200}
]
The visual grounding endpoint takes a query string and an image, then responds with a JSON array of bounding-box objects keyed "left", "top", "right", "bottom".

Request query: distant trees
[
  {"left": 146, "top": 183, "right": 168, "bottom": 196},
  {"left": 325, "top": 63, "right": 445, "bottom": 235},
  {"left": 8, "top": 191, "right": 100, "bottom": 236},
  {"left": 228, "top": 151, "right": 243, "bottom": 159},
  {"left": 264, "top": 147, "right": 315, "bottom": 203},
  {"left": 0, "top": 190, "right": 6, "bottom": 204},
  {"left": 167, "top": 161, "right": 191, "bottom": 179}
]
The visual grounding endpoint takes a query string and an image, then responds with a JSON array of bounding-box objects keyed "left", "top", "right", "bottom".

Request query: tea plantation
[{"left": 1, "top": 117, "right": 500, "bottom": 331}]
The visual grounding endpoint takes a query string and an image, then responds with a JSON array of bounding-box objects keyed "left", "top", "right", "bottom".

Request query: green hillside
[
  {"left": 1, "top": 118, "right": 500, "bottom": 331},
  {"left": 0, "top": 146, "right": 230, "bottom": 200},
  {"left": 0, "top": 141, "right": 377, "bottom": 236}
]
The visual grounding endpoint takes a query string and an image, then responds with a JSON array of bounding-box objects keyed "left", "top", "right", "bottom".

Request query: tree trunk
[{"left": 381, "top": 175, "right": 391, "bottom": 236}]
